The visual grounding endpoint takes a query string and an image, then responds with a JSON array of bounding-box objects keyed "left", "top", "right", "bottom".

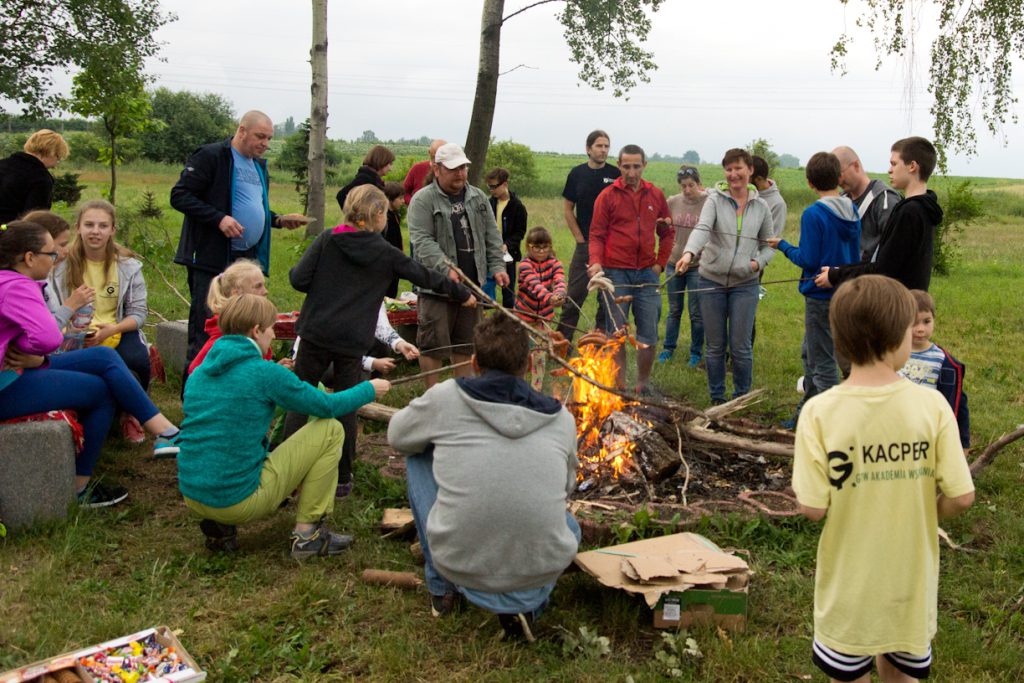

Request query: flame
[{"left": 569, "top": 334, "right": 636, "bottom": 480}]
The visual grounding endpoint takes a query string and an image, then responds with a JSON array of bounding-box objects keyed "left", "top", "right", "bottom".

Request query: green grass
[{"left": 2, "top": 159, "right": 1023, "bottom": 681}]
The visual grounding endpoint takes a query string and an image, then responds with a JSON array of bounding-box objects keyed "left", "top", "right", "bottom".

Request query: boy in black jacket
[{"left": 816, "top": 136, "right": 943, "bottom": 292}]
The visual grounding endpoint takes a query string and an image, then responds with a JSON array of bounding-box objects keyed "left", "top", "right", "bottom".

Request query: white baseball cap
[{"left": 434, "top": 143, "right": 471, "bottom": 169}]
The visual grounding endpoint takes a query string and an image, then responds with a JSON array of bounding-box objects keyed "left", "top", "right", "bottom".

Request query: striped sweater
[{"left": 515, "top": 256, "right": 566, "bottom": 322}]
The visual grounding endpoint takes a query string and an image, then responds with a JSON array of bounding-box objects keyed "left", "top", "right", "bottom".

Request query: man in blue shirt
[{"left": 172, "top": 111, "right": 306, "bottom": 366}]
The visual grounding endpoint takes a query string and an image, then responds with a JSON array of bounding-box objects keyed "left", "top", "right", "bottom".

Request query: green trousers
[{"left": 185, "top": 418, "right": 344, "bottom": 525}]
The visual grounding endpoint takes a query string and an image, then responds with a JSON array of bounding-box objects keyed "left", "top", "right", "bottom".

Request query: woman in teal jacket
[{"left": 178, "top": 294, "right": 389, "bottom": 559}]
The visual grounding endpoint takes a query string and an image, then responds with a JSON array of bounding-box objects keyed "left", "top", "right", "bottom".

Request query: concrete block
[
  {"left": 0, "top": 421, "right": 76, "bottom": 532},
  {"left": 156, "top": 319, "right": 189, "bottom": 377}
]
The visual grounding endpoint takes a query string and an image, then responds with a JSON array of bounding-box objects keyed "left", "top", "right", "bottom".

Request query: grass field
[{"left": 2, "top": 157, "right": 1022, "bottom": 682}]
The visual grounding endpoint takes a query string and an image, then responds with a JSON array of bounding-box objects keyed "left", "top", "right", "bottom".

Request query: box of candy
[{"left": 0, "top": 626, "right": 205, "bottom": 683}]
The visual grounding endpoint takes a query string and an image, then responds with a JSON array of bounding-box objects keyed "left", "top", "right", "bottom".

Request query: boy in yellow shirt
[{"left": 792, "top": 274, "right": 975, "bottom": 682}]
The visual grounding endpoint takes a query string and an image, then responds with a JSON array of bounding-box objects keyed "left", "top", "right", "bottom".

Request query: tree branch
[
  {"left": 503, "top": 0, "right": 561, "bottom": 24},
  {"left": 499, "top": 63, "right": 538, "bottom": 76}
]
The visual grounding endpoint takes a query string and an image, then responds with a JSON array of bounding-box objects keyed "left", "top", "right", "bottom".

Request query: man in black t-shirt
[{"left": 555, "top": 130, "right": 620, "bottom": 342}]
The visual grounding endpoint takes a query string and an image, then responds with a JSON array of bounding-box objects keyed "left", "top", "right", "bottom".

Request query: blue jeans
[
  {"left": 663, "top": 266, "right": 704, "bottom": 356},
  {"left": 116, "top": 329, "right": 151, "bottom": 392},
  {"left": 803, "top": 297, "right": 838, "bottom": 399},
  {"left": 698, "top": 276, "right": 759, "bottom": 401},
  {"left": 603, "top": 267, "right": 662, "bottom": 346},
  {"left": 405, "top": 449, "right": 581, "bottom": 613},
  {"left": 0, "top": 346, "right": 159, "bottom": 475}
]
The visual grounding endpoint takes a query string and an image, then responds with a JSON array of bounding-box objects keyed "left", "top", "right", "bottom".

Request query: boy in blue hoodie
[{"left": 768, "top": 152, "right": 860, "bottom": 410}]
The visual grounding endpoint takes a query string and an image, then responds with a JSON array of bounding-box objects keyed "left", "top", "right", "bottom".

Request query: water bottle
[{"left": 59, "top": 303, "right": 94, "bottom": 352}]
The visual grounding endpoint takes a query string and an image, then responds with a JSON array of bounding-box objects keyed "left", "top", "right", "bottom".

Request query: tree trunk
[
  {"left": 464, "top": 0, "right": 504, "bottom": 187},
  {"left": 306, "top": 0, "right": 328, "bottom": 237}
]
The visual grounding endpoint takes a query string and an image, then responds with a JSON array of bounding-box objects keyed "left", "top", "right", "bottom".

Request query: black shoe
[
  {"left": 497, "top": 612, "right": 536, "bottom": 642},
  {"left": 200, "top": 519, "right": 240, "bottom": 553},
  {"left": 77, "top": 481, "right": 129, "bottom": 508},
  {"left": 430, "top": 591, "right": 462, "bottom": 618},
  {"left": 289, "top": 522, "right": 353, "bottom": 559}
]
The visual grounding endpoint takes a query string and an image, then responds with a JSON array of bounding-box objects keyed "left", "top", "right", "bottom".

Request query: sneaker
[
  {"left": 119, "top": 414, "right": 146, "bottom": 444},
  {"left": 657, "top": 350, "right": 673, "bottom": 363},
  {"left": 688, "top": 353, "right": 702, "bottom": 368},
  {"left": 335, "top": 481, "right": 353, "bottom": 498},
  {"left": 430, "top": 591, "right": 462, "bottom": 618},
  {"left": 153, "top": 432, "right": 180, "bottom": 459},
  {"left": 200, "top": 519, "right": 239, "bottom": 553},
  {"left": 77, "top": 481, "right": 129, "bottom": 508},
  {"left": 289, "top": 522, "right": 353, "bottom": 560},
  {"left": 497, "top": 612, "right": 536, "bottom": 642}
]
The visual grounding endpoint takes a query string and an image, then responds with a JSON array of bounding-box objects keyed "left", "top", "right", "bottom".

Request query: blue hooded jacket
[{"left": 778, "top": 196, "right": 860, "bottom": 300}]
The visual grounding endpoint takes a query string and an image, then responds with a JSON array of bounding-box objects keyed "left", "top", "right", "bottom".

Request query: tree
[
  {"left": 484, "top": 139, "right": 538, "bottom": 195},
  {"left": 142, "top": 88, "right": 235, "bottom": 164},
  {"left": 832, "top": 0, "right": 1023, "bottom": 162},
  {"left": 464, "top": 0, "right": 664, "bottom": 185},
  {"left": 747, "top": 138, "right": 779, "bottom": 172},
  {"left": 278, "top": 121, "right": 342, "bottom": 215},
  {"left": 307, "top": 0, "right": 329, "bottom": 237},
  {"left": 359, "top": 130, "right": 378, "bottom": 143},
  {"left": 682, "top": 150, "right": 701, "bottom": 164},
  {"left": 0, "top": 0, "right": 172, "bottom": 116},
  {"left": 777, "top": 153, "right": 800, "bottom": 169}
]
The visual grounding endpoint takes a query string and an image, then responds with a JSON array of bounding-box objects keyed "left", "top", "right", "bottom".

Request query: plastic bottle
[{"left": 59, "top": 303, "right": 95, "bottom": 352}]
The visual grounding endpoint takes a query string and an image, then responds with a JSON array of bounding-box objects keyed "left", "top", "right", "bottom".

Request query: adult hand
[
  {"left": 84, "top": 323, "right": 118, "bottom": 347},
  {"left": 277, "top": 213, "right": 309, "bottom": 230},
  {"left": 501, "top": 243, "right": 508, "bottom": 253},
  {"left": 447, "top": 268, "right": 460, "bottom": 282},
  {"left": 395, "top": 340, "right": 420, "bottom": 360},
  {"left": 4, "top": 349, "right": 45, "bottom": 370},
  {"left": 461, "top": 294, "right": 478, "bottom": 308},
  {"left": 494, "top": 272, "right": 510, "bottom": 288},
  {"left": 651, "top": 264, "right": 663, "bottom": 276},
  {"left": 814, "top": 266, "right": 833, "bottom": 289},
  {"left": 66, "top": 284, "right": 95, "bottom": 312},
  {"left": 750, "top": 260, "right": 759, "bottom": 273},
  {"left": 371, "top": 357, "right": 397, "bottom": 374},
  {"left": 765, "top": 237, "right": 781, "bottom": 249},
  {"left": 656, "top": 216, "right": 673, "bottom": 226},
  {"left": 370, "top": 378, "right": 391, "bottom": 398},
  {"left": 586, "top": 262, "right": 603, "bottom": 278},
  {"left": 218, "top": 215, "right": 245, "bottom": 238},
  {"left": 675, "top": 253, "right": 692, "bottom": 274},
  {"left": 277, "top": 358, "right": 295, "bottom": 370}
]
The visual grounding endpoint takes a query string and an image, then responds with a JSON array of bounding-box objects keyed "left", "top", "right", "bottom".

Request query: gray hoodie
[
  {"left": 757, "top": 179, "right": 788, "bottom": 238},
  {"left": 388, "top": 375, "right": 579, "bottom": 593},
  {"left": 50, "top": 257, "right": 148, "bottom": 332}
]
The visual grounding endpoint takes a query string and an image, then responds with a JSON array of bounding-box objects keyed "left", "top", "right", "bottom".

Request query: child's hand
[
  {"left": 814, "top": 266, "right": 833, "bottom": 288},
  {"left": 66, "top": 284, "right": 95, "bottom": 311},
  {"left": 550, "top": 295, "right": 564, "bottom": 307},
  {"left": 371, "top": 357, "right": 397, "bottom": 374},
  {"left": 462, "top": 294, "right": 478, "bottom": 308},
  {"left": 370, "top": 378, "right": 391, "bottom": 398},
  {"left": 765, "top": 237, "right": 781, "bottom": 249},
  {"left": 277, "top": 358, "right": 295, "bottom": 371},
  {"left": 4, "top": 348, "right": 45, "bottom": 370},
  {"left": 749, "top": 260, "right": 759, "bottom": 273},
  {"left": 395, "top": 340, "right": 420, "bottom": 360},
  {"left": 84, "top": 323, "right": 117, "bottom": 347}
]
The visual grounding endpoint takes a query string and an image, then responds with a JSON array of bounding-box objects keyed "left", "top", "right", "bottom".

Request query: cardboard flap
[{"left": 622, "top": 555, "right": 682, "bottom": 582}]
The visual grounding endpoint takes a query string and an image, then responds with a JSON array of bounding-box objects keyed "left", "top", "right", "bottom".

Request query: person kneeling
[
  {"left": 388, "top": 313, "right": 581, "bottom": 641},
  {"left": 177, "top": 294, "right": 389, "bottom": 558}
]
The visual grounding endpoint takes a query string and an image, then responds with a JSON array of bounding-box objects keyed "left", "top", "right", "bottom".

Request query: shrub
[
  {"left": 484, "top": 139, "right": 538, "bottom": 196},
  {"left": 51, "top": 172, "right": 84, "bottom": 205},
  {"left": 935, "top": 180, "right": 983, "bottom": 275},
  {"left": 64, "top": 131, "right": 105, "bottom": 163}
]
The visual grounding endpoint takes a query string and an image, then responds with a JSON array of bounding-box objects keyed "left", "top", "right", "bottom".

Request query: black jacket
[
  {"left": 171, "top": 138, "right": 279, "bottom": 275},
  {"left": 336, "top": 165, "right": 384, "bottom": 212},
  {"left": 290, "top": 229, "right": 470, "bottom": 357},
  {"left": 488, "top": 191, "right": 528, "bottom": 261},
  {"left": 828, "top": 190, "right": 943, "bottom": 292},
  {"left": 0, "top": 152, "right": 53, "bottom": 223}
]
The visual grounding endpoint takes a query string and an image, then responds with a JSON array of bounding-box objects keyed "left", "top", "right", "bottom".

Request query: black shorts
[{"left": 812, "top": 639, "right": 932, "bottom": 681}]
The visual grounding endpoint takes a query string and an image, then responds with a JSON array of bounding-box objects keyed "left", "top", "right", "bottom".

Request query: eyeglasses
[
  {"left": 35, "top": 251, "right": 59, "bottom": 262},
  {"left": 486, "top": 182, "right": 503, "bottom": 189}
]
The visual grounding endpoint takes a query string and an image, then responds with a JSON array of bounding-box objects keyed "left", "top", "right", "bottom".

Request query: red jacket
[
  {"left": 589, "top": 177, "right": 673, "bottom": 270},
  {"left": 188, "top": 315, "right": 272, "bottom": 376}
]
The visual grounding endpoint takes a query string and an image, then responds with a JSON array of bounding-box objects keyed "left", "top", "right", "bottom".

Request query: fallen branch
[
  {"left": 969, "top": 424, "right": 1024, "bottom": 475},
  {"left": 360, "top": 569, "right": 422, "bottom": 590},
  {"left": 357, "top": 402, "right": 398, "bottom": 423},
  {"left": 135, "top": 252, "right": 190, "bottom": 308}
]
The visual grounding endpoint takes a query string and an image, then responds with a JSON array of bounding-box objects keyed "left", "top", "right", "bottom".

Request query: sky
[{"left": 30, "top": 1, "right": 1024, "bottom": 178}]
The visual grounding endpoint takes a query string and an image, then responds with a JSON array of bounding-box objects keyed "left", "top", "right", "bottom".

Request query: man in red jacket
[{"left": 587, "top": 144, "right": 672, "bottom": 392}]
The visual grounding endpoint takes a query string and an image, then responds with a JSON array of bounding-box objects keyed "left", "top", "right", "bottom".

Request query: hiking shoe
[
  {"left": 153, "top": 432, "right": 181, "bottom": 459},
  {"left": 200, "top": 519, "right": 239, "bottom": 553},
  {"left": 120, "top": 414, "right": 146, "bottom": 444},
  {"left": 430, "top": 591, "right": 462, "bottom": 618},
  {"left": 657, "top": 350, "right": 673, "bottom": 363},
  {"left": 688, "top": 353, "right": 702, "bottom": 368},
  {"left": 498, "top": 612, "right": 536, "bottom": 642},
  {"left": 77, "top": 481, "right": 129, "bottom": 508},
  {"left": 289, "top": 522, "right": 353, "bottom": 560}
]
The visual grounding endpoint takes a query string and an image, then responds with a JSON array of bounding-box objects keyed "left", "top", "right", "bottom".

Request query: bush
[
  {"left": 64, "top": 131, "right": 105, "bottom": 163},
  {"left": 0, "top": 132, "right": 29, "bottom": 157},
  {"left": 51, "top": 172, "right": 84, "bottom": 205},
  {"left": 935, "top": 180, "right": 983, "bottom": 275},
  {"left": 484, "top": 139, "right": 538, "bottom": 196}
]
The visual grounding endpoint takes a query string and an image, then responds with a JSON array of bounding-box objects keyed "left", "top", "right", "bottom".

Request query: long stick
[{"left": 389, "top": 360, "right": 473, "bottom": 386}]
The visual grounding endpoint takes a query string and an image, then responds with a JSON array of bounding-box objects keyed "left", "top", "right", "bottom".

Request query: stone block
[
  {"left": 0, "top": 421, "right": 76, "bottom": 532},
  {"left": 156, "top": 319, "right": 189, "bottom": 377}
]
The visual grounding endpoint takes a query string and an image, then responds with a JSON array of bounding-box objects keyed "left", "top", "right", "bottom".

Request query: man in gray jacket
[
  {"left": 388, "top": 313, "right": 580, "bottom": 641},
  {"left": 408, "top": 143, "right": 508, "bottom": 387}
]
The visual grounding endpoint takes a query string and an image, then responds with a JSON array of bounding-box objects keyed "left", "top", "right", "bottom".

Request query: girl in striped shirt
[{"left": 515, "top": 227, "right": 566, "bottom": 389}]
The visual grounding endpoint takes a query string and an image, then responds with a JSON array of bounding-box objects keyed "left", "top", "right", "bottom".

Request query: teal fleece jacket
[{"left": 178, "top": 335, "right": 375, "bottom": 507}]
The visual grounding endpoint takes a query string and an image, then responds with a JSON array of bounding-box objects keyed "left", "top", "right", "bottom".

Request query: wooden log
[
  {"left": 682, "top": 425, "right": 794, "bottom": 458},
  {"left": 602, "top": 412, "right": 680, "bottom": 482},
  {"left": 701, "top": 390, "right": 766, "bottom": 422},
  {"left": 358, "top": 402, "right": 398, "bottom": 423},
  {"left": 969, "top": 424, "right": 1024, "bottom": 475},
  {"left": 360, "top": 569, "right": 423, "bottom": 590}
]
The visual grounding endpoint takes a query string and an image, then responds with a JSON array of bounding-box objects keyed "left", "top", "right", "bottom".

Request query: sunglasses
[{"left": 487, "top": 182, "right": 503, "bottom": 189}]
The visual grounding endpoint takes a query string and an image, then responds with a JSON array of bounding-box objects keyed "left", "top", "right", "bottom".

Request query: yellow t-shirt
[
  {"left": 496, "top": 198, "right": 509, "bottom": 235},
  {"left": 792, "top": 379, "right": 974, "bottom": 655},
  {"left": 84, "top": 259, "right": 121, "bottom": 348}
]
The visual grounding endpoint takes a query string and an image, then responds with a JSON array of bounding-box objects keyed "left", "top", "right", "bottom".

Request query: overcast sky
[{"left": 64, "top": 1, "right": 1024, "bottom": 177}]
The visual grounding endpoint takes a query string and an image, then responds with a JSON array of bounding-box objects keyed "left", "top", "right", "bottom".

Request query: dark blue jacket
[
  {"left": 171, "top": 138, "right": 279, "bottom": 275},
  {"left": 936, "top": 344, "right": 970, "bottom": 448},
  {"left": 778, "top": 198, "right": 860, "bottom": 300}
]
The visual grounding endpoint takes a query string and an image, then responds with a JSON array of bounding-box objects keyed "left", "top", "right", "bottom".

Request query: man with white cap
[{"left": 408, "top": 142, "right": 508, "bottom": 387}]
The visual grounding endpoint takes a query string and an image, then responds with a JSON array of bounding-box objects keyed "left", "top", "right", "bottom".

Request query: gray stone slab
[
  {"left": 156, "top": 319, "right": 189, "bottom": 377},
  {"left": 0, "top": 421, "right": 76, "bottom": 532}
]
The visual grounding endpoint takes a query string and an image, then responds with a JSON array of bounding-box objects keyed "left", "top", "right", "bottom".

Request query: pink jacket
[{"left": 0, "top": 270, "right": 62, "bottom": 361}]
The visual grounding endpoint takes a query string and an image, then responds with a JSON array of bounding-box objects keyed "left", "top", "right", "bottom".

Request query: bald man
[
  {"left": 833, "top": 146, "right": 902, "bottom": 260},
  {"left": 403, "top": 138, "right": 447, "bottom": 205},
  {"left": 172, "top": 110, "right": 305, "bottom": 365}
]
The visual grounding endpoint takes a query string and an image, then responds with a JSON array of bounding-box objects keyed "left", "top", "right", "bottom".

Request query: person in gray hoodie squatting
[{"left": 388, "top": 313, "right": 581, "bottom": 642}]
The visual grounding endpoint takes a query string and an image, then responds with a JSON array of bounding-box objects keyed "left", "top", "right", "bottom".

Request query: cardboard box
[
  {"left": 0, "top": 626, "right": 206, "bottom": 683},
  {"left": 574, "top": 532, "right": 750, "bottom": 631}
]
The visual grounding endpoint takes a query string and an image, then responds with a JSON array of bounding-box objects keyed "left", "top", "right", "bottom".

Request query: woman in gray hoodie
[{"left": 675, "top": 148, "right": 775, "bottom": 404}]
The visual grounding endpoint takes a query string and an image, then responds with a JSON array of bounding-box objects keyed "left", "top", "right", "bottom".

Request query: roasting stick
[{"left": 387, "top": 360, "right": 473, "bottom": 386}]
